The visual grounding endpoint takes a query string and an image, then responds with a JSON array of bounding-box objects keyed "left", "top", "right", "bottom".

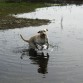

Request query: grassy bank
[
  {"left": 0, "top": 2, "right": 50, "bottom": 30},
  {"left": 0, "top": 2, "right": 49, "bottom": 16}
]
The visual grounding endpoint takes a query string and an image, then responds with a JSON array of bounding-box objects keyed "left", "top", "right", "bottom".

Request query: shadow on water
[{"left": 20, "top": 49, "right": 49, "bottom": 75}]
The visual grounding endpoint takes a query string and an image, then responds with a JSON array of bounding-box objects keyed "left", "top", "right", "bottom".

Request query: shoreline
[
  {"left": 0, "top": 2, "right": 50, "bottom": 30},
  {"left": 0, "top": 16, "right": 50, "bottom": 30}
]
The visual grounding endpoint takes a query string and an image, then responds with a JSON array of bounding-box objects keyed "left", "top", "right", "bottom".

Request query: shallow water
[{"left": 1, "top": 5, "right": 83, "bottom": 83}]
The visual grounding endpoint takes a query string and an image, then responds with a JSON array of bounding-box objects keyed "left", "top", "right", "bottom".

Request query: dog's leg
[
  {"left": 45, "top": 38, "right": 49, "bottom": 49},
  {"left": 29, "top": 42, "right": 38, "bottom": 50},
  {"left": 46, "top": 42, "right": 49, "bottom": 49}
]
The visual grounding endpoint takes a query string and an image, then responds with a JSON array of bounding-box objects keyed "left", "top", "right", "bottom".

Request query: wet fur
[{"left": 20, "top": 29, "right": 49, "bottom": 50}]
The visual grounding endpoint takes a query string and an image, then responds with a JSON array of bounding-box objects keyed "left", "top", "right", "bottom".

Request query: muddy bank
[
  {"left": 0, "top": 16, "right": 50, "bottom": 30},
  {"left": 0, "top": 2, "right": 51, "bottom": 30}
]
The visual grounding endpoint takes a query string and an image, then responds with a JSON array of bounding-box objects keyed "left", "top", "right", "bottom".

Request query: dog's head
[{"left": 38, "top": 29, "right": 48, "bottom": 38}]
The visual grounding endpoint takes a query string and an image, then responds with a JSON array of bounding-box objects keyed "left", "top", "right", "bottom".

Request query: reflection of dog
[
  {"left": 20, "top": 29, "right": 49, "bottom": 50},
  {"left": 28, "top": 49, "right": 49, "bottom": 74},
  {"left": 20, "top": 48, "right": 49, "bottom": 74}
]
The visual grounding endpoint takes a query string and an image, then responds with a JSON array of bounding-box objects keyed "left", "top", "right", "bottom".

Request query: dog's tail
[{"left": 20, "top": 34, "right": 29, "bottom": 43}]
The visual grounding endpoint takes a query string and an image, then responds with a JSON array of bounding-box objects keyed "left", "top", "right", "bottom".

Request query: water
[{"left": 1, "top": 5, "right": 83, "bottom": 83}]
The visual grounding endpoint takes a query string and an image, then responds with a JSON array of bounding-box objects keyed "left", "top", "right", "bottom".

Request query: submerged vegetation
[
  {"left": 0, "top": 16, "right": 50, "bottom": 30},
  {"left": 0, "top": 2, "right": 50, "bottom": 30}
]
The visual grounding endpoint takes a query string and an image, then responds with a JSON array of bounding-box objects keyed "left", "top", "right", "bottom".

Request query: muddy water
[{"left": 0, "top": 5, "right": 83, "bottom": 83}]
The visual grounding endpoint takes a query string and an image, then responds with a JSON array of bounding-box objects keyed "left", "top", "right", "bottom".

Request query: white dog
[{"left": 20, "top": 29, "right": 49, "bottom": 50}]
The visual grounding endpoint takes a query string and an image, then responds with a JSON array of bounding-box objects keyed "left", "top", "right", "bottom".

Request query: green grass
[
  {"left": 0, "top": 2, "right": 48, "bottom": 16},
  {"left": 0, "top": 2, "right": 50, "bottom": 30}
]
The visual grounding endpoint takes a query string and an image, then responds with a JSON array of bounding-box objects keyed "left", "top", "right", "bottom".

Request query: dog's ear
[
  {"left": 38, "top": 31, "right": 41, "bottom": 33},
  {"left": 38, "top": 29, "right": 48, "bottom": 33},
  {"left": 46, "top": 29, "right": 48, "bottom": 31},
  {"left": 44, "top": 29, "right": 48, "bottom": 32}
]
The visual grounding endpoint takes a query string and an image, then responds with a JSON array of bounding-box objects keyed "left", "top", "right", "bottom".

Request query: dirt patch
[{"left": 0, "top": 16, "right": 50, "bottom": 30}]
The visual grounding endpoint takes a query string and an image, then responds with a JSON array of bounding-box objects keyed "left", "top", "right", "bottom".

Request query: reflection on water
[
  {"left": 20, "top": 49, "right": 49, "bottom": 75},
  {"left": 60, "top": 16, "right": 63, "bottom": 30},
  {"left": 1, "top": 4, "right": 83, "bottom": 83}
]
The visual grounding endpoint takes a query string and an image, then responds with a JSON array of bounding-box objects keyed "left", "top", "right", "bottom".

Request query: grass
[
  {"left": 0, "top": 2, "right": 50, "bottom": 30},
  {"left": 0, "top": 2, "right": 48, "bottom": 16}
]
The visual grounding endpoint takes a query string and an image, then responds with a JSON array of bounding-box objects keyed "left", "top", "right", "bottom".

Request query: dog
[{"left": 20, "top": 29, "right": 49, "bottom": 50}]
